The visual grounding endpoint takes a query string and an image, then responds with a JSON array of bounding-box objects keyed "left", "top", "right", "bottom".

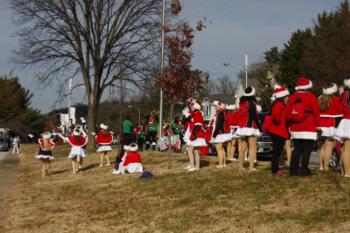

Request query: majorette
[
  {"left": 96, "top": 123, "right": 113, "bottom": 152},
  {"left": 35, "top": 132, "right": 55, "bottom": 161}
]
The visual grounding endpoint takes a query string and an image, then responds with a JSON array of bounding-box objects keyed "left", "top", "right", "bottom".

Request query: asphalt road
[{"left": 0, "top": 151, "right": 9, "bottom": 162}]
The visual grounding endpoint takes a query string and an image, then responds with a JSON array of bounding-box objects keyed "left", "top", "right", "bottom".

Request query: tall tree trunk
[{"left": 87, "top": 92, "right": 100, "bottom": 151}]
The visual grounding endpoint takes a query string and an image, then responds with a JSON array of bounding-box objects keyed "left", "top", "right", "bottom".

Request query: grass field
[{"left": 1, "top": 144, "right": 350, "bottom": 233}]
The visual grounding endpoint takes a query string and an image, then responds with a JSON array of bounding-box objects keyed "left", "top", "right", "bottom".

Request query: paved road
[{"left": 0, "top": 151, "right": 9, "bottom": 162}]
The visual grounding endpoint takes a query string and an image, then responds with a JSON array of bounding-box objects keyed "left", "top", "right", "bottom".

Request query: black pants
[
  {"left": 290, "top": 139, "right": 314, "bottom": 176},
  {"left": 137, "top": 138, "right": 145, "bottom": 151},
  {"left": 270, "top": 134, "right": 286, "bottom": 174}
]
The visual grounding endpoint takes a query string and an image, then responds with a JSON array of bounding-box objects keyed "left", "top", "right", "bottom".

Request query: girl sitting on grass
[
  {"left": 58, "top": 128, "right": 88, "bottom": 174},
  {"left": 112, "top": 143, "right": 143, "bottom": 175},
  {"left": 35, "top": 132, "right": 55, "bottom": 178},
  {"left": 96, "top": 123, "right": 113, "bottom": 167}
]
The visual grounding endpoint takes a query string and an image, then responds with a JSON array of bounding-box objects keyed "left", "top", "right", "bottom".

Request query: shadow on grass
[
  {"left": 80, "top": 163, "right": 99, "bottom": 172},
  {"left": 50, "top": 169, "right": 70, "bottom": 175}
]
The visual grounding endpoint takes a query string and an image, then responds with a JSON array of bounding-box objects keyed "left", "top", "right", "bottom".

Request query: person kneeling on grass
[
  {"left": 96, "top": 123, "right": 113, "bottom": 167},
  {"left": 35, "top": 132, "right": 55, "bottom": 178},
  {"left": 58, "top": 128, "right": 88, "bottom": 174},
  {"left": 112, "top": 143, "right": 143, "bottom": 175}
]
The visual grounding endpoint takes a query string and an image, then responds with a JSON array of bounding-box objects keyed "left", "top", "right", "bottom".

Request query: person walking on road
[{"left": 12, "top": 136, "right": 20, "bottom": 154}]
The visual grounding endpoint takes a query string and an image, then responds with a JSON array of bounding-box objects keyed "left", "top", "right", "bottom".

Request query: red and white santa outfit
[
  {"left": 236, "top": 87, "right": 261, "bottom": 137},
  {"left": 188, "top": 102, "right": 207, "bottom": 147},
  {"left": 35, "top": 132, "right": 55, "bottom": 161},
  {"left": 268, "top": 85, "right": 290, "bottom": 139},
  {"left": 59, "top": 129, "right": 88, "bottom": 159},
  {"left": 226, "top": 104, "right": 240, "bottom": 139},
  {"left": 182, "top": 106, "right": 193, "bottom": 146},
  {"left": 209, "top": 101, "right": 232, "bottom": 143},
  {"left": 318, "top": 84, "right": 343, "bottom": 138},
  {"left": 96, "top": 123, "right": 113, "bottom": 152},
  {"left": 286, "top": 77, "right": 320, "bottom": 140},
  {"left": 112, "top": 143, "right": 143, "bottom": 174},
  {"left": 335, "top": 78, "right": 350, "bottom": 139}
]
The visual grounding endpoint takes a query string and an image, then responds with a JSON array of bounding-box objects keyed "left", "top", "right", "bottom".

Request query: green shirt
[
  {"left": 149, "top": 123, "right": 158, "bottom": 133},
  {"left": 122, "top": 120, "right": 132, "bottom": 134}
]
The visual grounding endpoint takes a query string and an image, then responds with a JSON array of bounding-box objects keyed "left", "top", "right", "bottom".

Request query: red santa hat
[
  {"left": 323, "top": 83, "right": 338, "bottom": 95},
  {"left": 100, "top": 123, "right": 108, "bottom": 130},
  {"left": 295, "top": 76, "right": 313, "bottom": 90},
  {"left": 212, "top": 100, "right": 225, "bottom": 109},
  {"left": 244, "top": 86, "right": 256, "bottom": 97},
  {"left": 273, "top": 83, "right": 289, "bottom": 99},
  {"left": 124, "top": 143, "right": 138, "bottom": 152}
]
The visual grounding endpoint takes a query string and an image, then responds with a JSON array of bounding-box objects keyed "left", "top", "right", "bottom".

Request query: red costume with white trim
[
  {"left": 319, "top": 95, "right": 343, "bottom": 138},
  {"left": 96, "top": 131, "right": 113, "bottom": 145},
  {"left": 286, "top": 91, "right": 320, "bottom": 140},
  {"left": 123, "top": 151, "right": 142, "bottom": 166},
  {"left": 268, "top": 101, "right": 289, "bottom": 139},
  {"left": 209, "top": 110, "right": 231, "bottom": 143},
  {"left": 188, "top": 110, "right": 207, "bottom": 147},
  {"left": 335, "top": 88, "right": 350, "bottom": 139},
  {"left": 67, "top": 135, "right": 88, "bottom": 147}
]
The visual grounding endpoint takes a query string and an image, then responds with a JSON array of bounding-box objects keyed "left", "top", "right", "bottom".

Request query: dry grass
[{"left": 1, "top": 144, "right": 350, "bottom": 233}]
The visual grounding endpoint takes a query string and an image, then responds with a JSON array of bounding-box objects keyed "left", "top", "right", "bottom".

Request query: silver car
[{"left": 0, "top": 137, "right": 9, "bottom": 151}]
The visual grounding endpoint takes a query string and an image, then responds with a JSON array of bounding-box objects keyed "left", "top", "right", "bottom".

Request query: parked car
[{"left": 0, "top": 137, "right": 9, "bottom": 151}]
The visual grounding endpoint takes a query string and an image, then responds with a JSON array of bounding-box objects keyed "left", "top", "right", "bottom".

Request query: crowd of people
[
  {"left": 181, "top": 75, "right": 350, "bottom": 178},
  {"left": 32, "top": 75, "right": 350, "bottom": 178}
]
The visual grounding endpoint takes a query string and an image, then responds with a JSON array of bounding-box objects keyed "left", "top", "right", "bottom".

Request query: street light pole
[
  {"left": 244, "top": 53, "right": 248, "bottom": 88},
  {"left": 68, "top": 77, "right": 72, "bottom": 126},
  {"left": 159, "top": 0, "right": 166, "bottom": 142}
]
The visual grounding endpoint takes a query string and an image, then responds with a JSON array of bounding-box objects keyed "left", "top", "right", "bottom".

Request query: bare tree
[
  {"left": 11, "top": 0, "right": 162, "bottom": 145},
  {"left": 210, "top": 75, "right": 237, "bottom": 95}
]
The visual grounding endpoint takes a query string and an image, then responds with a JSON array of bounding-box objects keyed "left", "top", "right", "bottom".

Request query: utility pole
[
  {"left": 68, "top": 77, "right": 72, "bottom": 126},
  {"left": 159, "top": 0, "right": 166, "bottom": 144},
  {"left": 244, "top": 53, "right": 248, "bottom": 88}
]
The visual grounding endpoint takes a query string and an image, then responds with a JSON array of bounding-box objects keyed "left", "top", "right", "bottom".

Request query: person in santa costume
[
  {"left": 318, "top": 83, "right": 343, "bottom": 171},
  {"left": 112, "top": 143, "right": 143, "bottom": 175},
  {"left": 182, "top": 98, "right": 195, "bottom": 170},
  {"left": 58, "top": 128, "right": 88, "bottom": 174},
  {"left": 96, "top": 123, "right": 113, "bottom": 167},
  {"left": 267, "top": 84, "right": 290, "bottom": 176},
  {"left": 186, "top": 100, "right": 207, "bottom": 172},
  {"left": 286, "top": 76, "right": 320, "bottom": 176},
  {"left": 226, "top": 104, "right": 239, "bottom": 161},
  {"left": 35, "top": 132, "right": 55, "bottom": 178},
  {"left": 208, "top": 100, "right": 231, "bottom": 168},
  {"left": 236, "top": 87, "right": 261, "bottom": 172},
  {"left": 335, "top": 77, "right": 350, "bottom": 177}
]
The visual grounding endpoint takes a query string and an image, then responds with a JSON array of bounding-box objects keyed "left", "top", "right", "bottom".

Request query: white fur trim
[
  {"left": 80, "top": 117, "right": 86, "bottom": 123},
  {"left": 210, "top": 133, "right": 232, "bottom": 144},
  {"left": 344, "top": 79, "right": 350, "bottom": 88},
  {"left": 226, "top": 104, "right": 237, "bottom": 110},
  {"left": 244, "top": 87, "right": 256, "bottom": 97},
  {"left": 126, "top": 143, "right": 138, "bottom": 152},
  {"left": 335, "top": 119, "right": 350, "bottom": 139},
  {"left": 213, "top": 100, "right": 225, "bottom": 109},
  {"left": 73, "top": 131, "right": 80, "bottom": 136},
  {"left": 123, "top": 145, "right": 130, "bottom": 151},
  {"left": 42, "top": 132, "right": 52, "bottom": 139},
  {"left": 274, "top": 89, "right": 290, "bottom": 98},
  {"left": 319, "top": 127, "right": 336, "bottom": 138},
  {"left": 320, "top": 114, "right": 343, "bottom": 118},
  {"left": 188, "top": 138, "right": 207, "bottom": 147},
  {"left": 35, "top": 154, "right": 55, "bottom": 161},
  {"left": 295, "top": 82, "right": 313, "bottom": 90},
  {"left": 97, "top": 145, "right": 112, "bottom": 152},
  {"left": 289, "top": 131, "right": 317, "bottom": 140},
  {"left": 193, "top": 102, "right": 201, "bottom": 110},
  {"left": 323, "top": 84, "right": 337, "bottom": 95},
  {"left": 68, "top": 146, "right": 87, "bottom": 159},
  {"left": 100, "top": 123, "right": 108, "bottom": 130},
  {"left": 235, "top": 127, "right": 261, "bottom": 137}
]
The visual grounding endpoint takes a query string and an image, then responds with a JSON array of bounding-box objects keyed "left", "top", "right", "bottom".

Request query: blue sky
[{"left": 0, "top": 0, "right": 343, "bottom": 112}]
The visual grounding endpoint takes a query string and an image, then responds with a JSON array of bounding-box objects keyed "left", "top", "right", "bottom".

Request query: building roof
[{"left": 203, "top": 94, "right": 237, "bottom": 105}]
